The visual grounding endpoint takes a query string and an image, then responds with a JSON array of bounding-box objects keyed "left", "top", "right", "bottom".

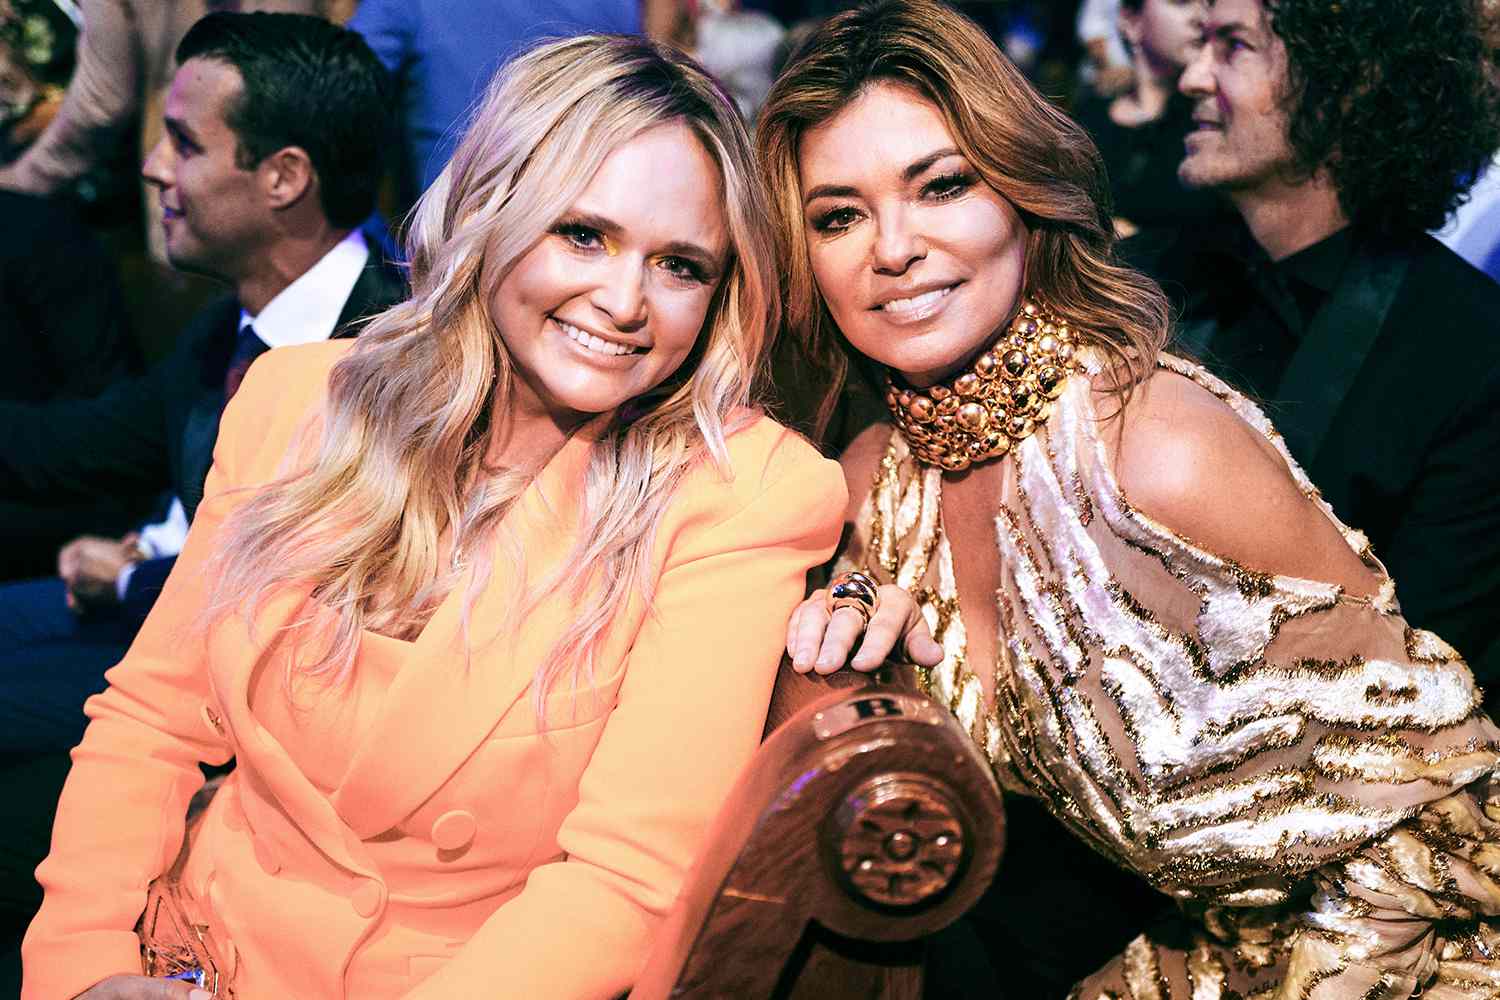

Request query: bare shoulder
[
  {"left": 837, "top": 421, "right": 895, "bottom": 524},
  {"left": 1105, "top": 369, "right": 1379, "bottom": 595}
]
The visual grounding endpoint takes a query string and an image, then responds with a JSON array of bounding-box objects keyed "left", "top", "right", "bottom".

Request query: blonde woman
[
  {"left": 23, "top": 35, "right": 844, "bottom": 1000},
  {"left": 768, "top": 2, "right": 1500, "bottom": 997}
]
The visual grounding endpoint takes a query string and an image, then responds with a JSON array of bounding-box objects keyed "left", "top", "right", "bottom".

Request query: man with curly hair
[{"left": 1131, "top": 0, "right": 1500, "bottom": 690}]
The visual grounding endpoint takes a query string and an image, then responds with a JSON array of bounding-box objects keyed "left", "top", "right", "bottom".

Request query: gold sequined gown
[{"left": 845, "top": 354, "right": 1500, "bottom": 999}]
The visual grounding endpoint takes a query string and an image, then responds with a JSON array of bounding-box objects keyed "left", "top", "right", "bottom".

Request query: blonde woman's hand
[
  {"left": 786, "top": 583, "right": 943, "bottom": 675},
  {"left": 73, "top": 974, "right": 204, "bottom": 1000}
]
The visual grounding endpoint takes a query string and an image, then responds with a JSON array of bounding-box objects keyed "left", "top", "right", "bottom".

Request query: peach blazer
[{"left": 22, "top": 341, "right": 845, "bottom": 999}]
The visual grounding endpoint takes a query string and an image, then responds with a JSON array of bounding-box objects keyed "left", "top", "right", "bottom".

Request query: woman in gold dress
[{"left": 767, "top": 2, "right": 1500, "bottom": 996}]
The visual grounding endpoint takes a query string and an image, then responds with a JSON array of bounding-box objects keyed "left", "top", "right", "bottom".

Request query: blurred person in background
[
  {"left": 691, "top": 0, "right": 785, "bottom": 118},
  {"left": 1073, "top": 0, "right": 1227, "bottom": 235},
  {"left": 1076, "top": 0, "right": 1131, "bottom": 93},
  {"left": 0, "top": 11, "right": 399, "bottom": 755},
  {"left": 350, "top": 0, "right": 642, "bottom": 209},
  {"left": 0, "top": 0, "right": 76, "bottom": 167},
  {"left": 0, "top": 0, "right": 346, "bottom": 263},
  {"left": 0, "top": 15, "right": 399, "bottom": 989},
  {"left": 1133, "top": 0, "right": 1500, "bottom": 689}
]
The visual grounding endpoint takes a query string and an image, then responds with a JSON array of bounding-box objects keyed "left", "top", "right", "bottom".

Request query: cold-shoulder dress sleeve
[{"left": 856, "top": 353, "right": 1500, "bottom": 1000}]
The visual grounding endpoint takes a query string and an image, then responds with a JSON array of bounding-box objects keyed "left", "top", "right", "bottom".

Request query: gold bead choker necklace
[{"left": 884, "top": 300, "right": 1081, "bottom": 472}]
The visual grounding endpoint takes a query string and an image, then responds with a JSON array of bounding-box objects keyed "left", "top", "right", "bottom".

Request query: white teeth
[
  {"left": 557, "top": 319, "right": 639, "bottom": 357},
  {"left": 880, "top": 286, "right": 953, "bottom": 314}
]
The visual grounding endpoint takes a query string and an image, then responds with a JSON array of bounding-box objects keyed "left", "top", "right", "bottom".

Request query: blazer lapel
[
  {"left": 333, "top": 261, "right": 406, "bottom": 338},
  {"left": 180, "top": 305, "right": 242, "bottom": 520},
  {"left": 207, "top": 582, "right": 381, "bottom": 876},
  {"left": 330, "top": 434, "right": 594, "bottom": 839},
  {"left": 1271, "top": 246, "right": 1410, "bottom": 467}
]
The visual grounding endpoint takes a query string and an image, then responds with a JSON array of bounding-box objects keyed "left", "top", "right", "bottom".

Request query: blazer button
[
  {"left": 430, "top": 810, "right": 477, "bottom": 852},
  {"left": 200, "top": 703, "right": 227, "bottom": 738},
  {"left": 253, "top": 838, "right": 281, "bottom": 875},
  {"left": 351, "top": 879, "right": 383, "bottom": 918}
]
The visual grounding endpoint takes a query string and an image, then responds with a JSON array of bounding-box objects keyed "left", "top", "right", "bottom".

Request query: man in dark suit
[
  {"left": 1129, "top": 0, "right": 1500, "bottom": 689},
  {"left": 0, "top": 13, "right": 401, "bottom": 981},
  {"left": 0, "top": 12, "right": 401, "bottom": 751}
]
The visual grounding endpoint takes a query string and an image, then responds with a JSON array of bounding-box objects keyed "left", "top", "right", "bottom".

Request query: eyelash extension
[
  {"left": 925, "top": 170, "right": 978, "bottom": 200},
  {"left": 812, "top": 206, "right": 861, "bottom": 233},
  {"left": 812, "top": 170, "right": 978, "bottom": 232},
  {"left": 551, "top": 221, "right": 604, "bottom": 249},
  {"left": 662, "top": 257, "right": 710, "bottom": 283},
  {"left": 551, "top": 221, "right": 711, "bottom": 282}
]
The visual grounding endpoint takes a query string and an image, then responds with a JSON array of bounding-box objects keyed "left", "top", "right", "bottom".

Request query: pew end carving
[{"left": 631, "top": 662, "right": 1005, "bottom": 998}]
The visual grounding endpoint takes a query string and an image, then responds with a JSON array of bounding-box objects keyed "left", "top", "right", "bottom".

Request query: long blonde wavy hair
[
  {"left": 207, "top": 35, "right": 778, "bottom": 701},
  {"left": 757, "top": 0, "right": 1170, "bottom": 439}
]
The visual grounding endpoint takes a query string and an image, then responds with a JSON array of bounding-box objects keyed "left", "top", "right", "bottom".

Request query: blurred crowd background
[{"left": 0, "top": 0, "right": 1153, "bottom": 390}]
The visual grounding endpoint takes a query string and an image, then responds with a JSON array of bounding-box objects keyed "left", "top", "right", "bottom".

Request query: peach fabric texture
[{"left": 22, "top": 340, "right": 845, "bottom": 999}]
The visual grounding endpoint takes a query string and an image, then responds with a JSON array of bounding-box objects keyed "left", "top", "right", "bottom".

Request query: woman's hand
[
  {"left": 73, "top": 975, "right": 205, "bottom": 1000},
  {"left": 787, "top": 582, "right": 943, "bottom": 674}
]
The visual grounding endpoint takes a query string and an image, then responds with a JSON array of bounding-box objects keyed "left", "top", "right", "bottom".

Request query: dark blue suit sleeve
[
  {"left": 120, "top": 556, "right": 175, "bottom": 632},
  {"left": 0, "top": 348, "right": 178, "bottom": 502}
]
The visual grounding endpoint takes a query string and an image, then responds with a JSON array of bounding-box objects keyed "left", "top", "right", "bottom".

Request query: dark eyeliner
[
  {"left": 812, "top": 206, "right": 858, "bottom": 233},
  {"left": 551, "top": 220, "right": 601, "bottom": 249},
  {"left": 925, "top": 170, "right": 977, "bottom": 200}
]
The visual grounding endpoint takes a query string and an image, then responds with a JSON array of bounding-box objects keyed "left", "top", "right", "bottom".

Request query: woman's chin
[{"left": 884, "top": 346, "right": 992, "bottom": 388}]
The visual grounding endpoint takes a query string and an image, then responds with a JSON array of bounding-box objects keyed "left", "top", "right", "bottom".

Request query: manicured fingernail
[{"left": 191, "top": 990, "right": 212, "bottom": 1000}]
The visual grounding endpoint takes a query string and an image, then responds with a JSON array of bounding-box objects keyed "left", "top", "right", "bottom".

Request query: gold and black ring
[{"left": 826, "top": 570, "right": 880, "bottom": 629}]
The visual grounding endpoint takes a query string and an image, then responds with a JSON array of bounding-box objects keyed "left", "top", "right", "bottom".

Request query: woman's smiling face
[
  {"left": 488, "top": 121, "right": 729, "bottom": 428},
  {"left": 797, "top": 82, "right": 1029, "bottom": 387}
]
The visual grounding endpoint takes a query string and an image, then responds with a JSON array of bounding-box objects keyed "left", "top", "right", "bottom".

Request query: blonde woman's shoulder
[
  {"left": 233, "top": 339, "right": 355, "bottom": 406},
  {"left": 679, "top": 408, "right": 847, "bottom": 529},
  {"left": 726, "top": 407, "right": 844, "bottom": 487},
  {"left": 217, "top": 339, "right": 355, "bottom": 481}
]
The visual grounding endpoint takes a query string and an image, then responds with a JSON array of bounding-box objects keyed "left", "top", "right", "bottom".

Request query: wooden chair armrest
[{"left": 633, "top": 664, "right": 1004, "bottom": 998}]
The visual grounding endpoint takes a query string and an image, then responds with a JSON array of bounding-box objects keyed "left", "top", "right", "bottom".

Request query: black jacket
[
  {"left": 0, "top": 259, "right": 406, "bottom": 578},
  {"left": 1130, "top": 226, "right": 1500, "bottom": 688},
  {"left": 0, "top": 191, "right": 139, "bottom": 405}
]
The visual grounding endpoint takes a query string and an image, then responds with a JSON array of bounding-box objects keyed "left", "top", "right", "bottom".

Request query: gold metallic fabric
[{"left": 847, "top": 354, "right": 1500, "bottom": 999}]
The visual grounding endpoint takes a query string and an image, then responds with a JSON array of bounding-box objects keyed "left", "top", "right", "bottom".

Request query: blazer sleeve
[
  {"left": 20, "top": 351, "right": 325, "bottom": 1000},
  {"left": 403, "top": 426, "right": 847, "bottom": 1000}
]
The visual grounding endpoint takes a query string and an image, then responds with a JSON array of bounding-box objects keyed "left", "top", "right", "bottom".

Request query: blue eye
[{"left": 553, "top": 223, "right": 604, "bottom": 250}]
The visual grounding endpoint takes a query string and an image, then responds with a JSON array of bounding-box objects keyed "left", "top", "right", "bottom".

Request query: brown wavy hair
[{"left": 757, "top": 0, "right": 1170, "bottom": 439}]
